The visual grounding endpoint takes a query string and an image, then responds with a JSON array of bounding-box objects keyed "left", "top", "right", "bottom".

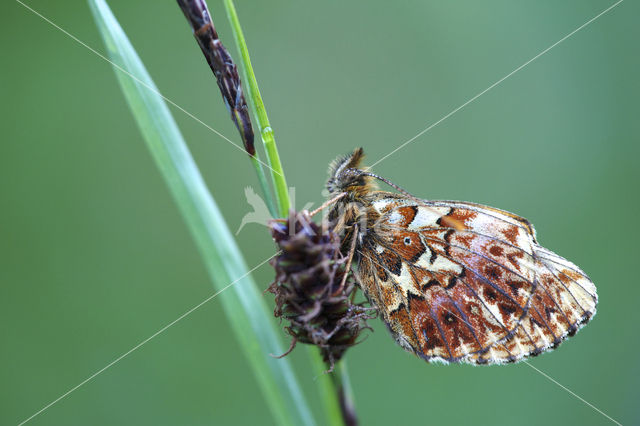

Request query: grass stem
[
  {"left": 223, "top": 0, "right": 290, "bottom": 217},
  {"left": 221, "top": 2, "right": 357, "bottom": 425}
]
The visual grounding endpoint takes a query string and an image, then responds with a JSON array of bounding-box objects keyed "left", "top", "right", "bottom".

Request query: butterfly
[{"left": 324, "top": 148, "right": 597, "bottom": 364}]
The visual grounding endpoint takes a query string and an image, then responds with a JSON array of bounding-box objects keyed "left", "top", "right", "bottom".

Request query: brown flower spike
[
  {"left": 268, "top": 210, "right": 374, "bottom": 370},
  {"left": 177, "top": 0, "right": 255, "bottom": 155}
]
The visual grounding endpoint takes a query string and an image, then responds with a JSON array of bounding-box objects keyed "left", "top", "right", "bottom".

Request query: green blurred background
[{"left": 2, "top": 0, "right": 638, "bottom": 425}]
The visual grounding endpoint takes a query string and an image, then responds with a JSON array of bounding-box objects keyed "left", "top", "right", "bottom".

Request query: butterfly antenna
[
  {"left": 359, "top": 171, "right": 465, "bottom": 231},
  {"left": 359, "top": 172, "right": 415, "bottom": 199}
]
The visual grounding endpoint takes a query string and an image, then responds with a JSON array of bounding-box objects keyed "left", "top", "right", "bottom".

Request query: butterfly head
[{"left": 326, "top": 148, "right": 376, "bottom": 198}]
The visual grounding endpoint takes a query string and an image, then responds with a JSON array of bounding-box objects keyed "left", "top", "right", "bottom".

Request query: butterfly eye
[{"left": 404, "top": 237, "right": 411, "bottom": 245}]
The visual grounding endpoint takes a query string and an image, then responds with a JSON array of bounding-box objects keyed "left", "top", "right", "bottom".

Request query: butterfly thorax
[{"left": 326, "top": 148, "right": 379, "bottom": 238}]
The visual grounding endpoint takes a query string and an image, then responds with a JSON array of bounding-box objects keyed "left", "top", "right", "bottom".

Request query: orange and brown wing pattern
[{"left": 356, "top": 195, "right": 597, "bottom": 364}]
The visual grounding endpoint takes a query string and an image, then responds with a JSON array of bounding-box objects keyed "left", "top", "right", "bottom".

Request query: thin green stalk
[
  {"left": 223, "top": 0, "right": 290, "bottom": 217},
  {"left": 307, "top": 347, "right": 344, "bottom": 426},
  {"left": 89, "top": 1, "right": 315, "bottom": 425},
  {"left": 250, "top": 155, "right": 278, "bottom": 217},
  {"left": 221, "top": 2, "right": 357, "bottom": 425}
]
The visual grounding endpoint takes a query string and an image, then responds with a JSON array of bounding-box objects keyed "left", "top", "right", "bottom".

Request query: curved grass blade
[{"left": 89, "top": 1, "right": 315, "bottom": 425}]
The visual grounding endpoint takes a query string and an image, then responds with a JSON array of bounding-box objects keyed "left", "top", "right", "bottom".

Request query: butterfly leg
[
  {"left": 308, "top": 192, "right": 348, "bottom": 218},
  {"left": 333, "top": 223, "right": 359, "bottom": 297}
]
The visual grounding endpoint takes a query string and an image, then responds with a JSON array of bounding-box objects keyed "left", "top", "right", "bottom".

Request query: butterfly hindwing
[{"left": 357, "top": 194, "right": 597, "bottom": 364}]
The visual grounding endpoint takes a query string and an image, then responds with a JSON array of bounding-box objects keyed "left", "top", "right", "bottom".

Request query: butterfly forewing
[{"left": 357, "top": 195, "right": 597, "bottom": 364}]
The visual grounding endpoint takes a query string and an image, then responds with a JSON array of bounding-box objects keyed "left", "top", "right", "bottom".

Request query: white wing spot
[{"left": 388, "top": 211, "right": 402, "bottom": 224}]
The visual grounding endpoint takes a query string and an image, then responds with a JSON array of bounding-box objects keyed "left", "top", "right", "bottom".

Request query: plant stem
[
  {"left": 307, "top": 347, "right": 344, "bottom": 426},
  {"left": 223, "top": 0, "right": 290, "bottom": 217},
  {"left": 250, "top": 155, "right": 278, "bottom": 218},
  {"left": 334, "top": 361, "right": 358, "bottom": 426},
  {"left": 222, "top": 2, "right": 358, "bottom": 425}
]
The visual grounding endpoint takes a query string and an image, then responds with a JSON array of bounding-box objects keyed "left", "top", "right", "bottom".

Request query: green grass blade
[{"left": 88, "top": 1, "right": 315, "bottom": 425}]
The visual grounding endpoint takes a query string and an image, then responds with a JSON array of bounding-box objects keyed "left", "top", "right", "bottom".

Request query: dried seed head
[{"left": 268, "top": 210, "right": 374, "bottom": 370}]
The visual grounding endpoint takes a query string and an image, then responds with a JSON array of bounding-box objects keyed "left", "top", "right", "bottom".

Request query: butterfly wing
[{"left": 356, "top": 195, "right": 597, "bottom": 364}]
